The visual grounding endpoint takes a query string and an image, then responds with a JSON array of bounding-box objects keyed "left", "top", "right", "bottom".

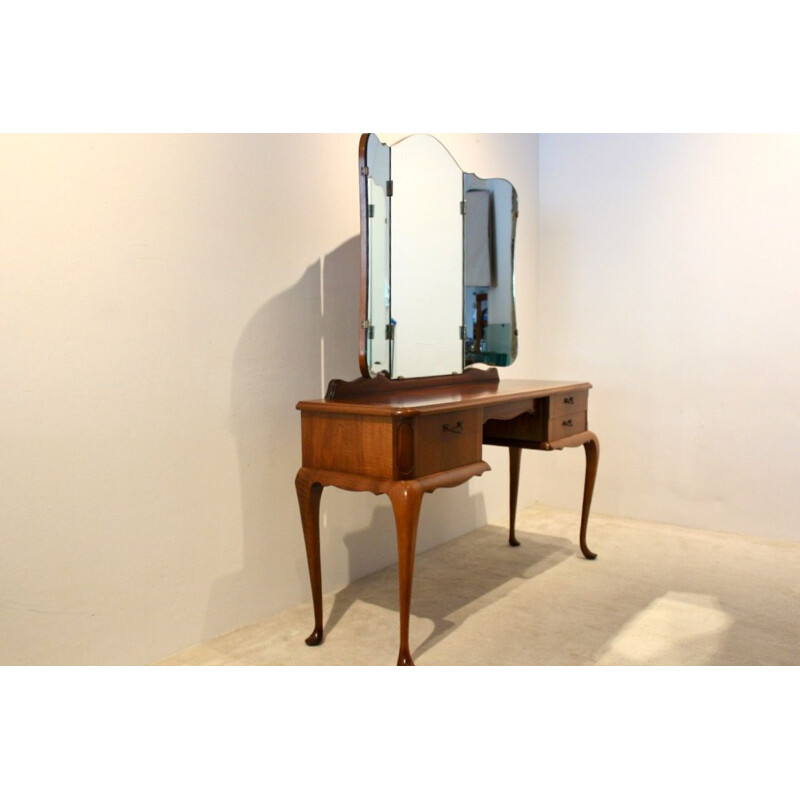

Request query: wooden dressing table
[
  {"left": 296, "top": 368, "right": 599, "bottom": 666},
  {"left": 295, "top": 134, "right": 599, "bottom": 665}
]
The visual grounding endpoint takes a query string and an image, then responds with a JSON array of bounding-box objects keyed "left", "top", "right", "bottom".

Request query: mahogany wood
[
  {"left": 412, "top": 408, "right": 482, "bottom": 477},
  {"left": 327, "top": 366, "right": 499, "bottom": 401},
  {"left": 483, "top": 389, "right": 589, "bottom": 442},
  {"left": 483, "top": 429, "right": 596, "bottom": 452},
  {"left": 302, "top": 377, "right": 592, "bottom": 416},
  {"left": 389, "top": 481, "right": 423, "bottom": 666},
  {"left": 301, "top": 411, "right": 396, "bottom": 479},
  {"left": 580, "top": 433, "right": 600, "bottom": 560},
  {"left": 295, "top": 462, "right": 491, "bottom": 663},
  {"left": 295, "top": 377, "right": 599, "bottom": 665},
  {"left": 295, "top": 470, "right": 324, "bottom": 646},
  {"left": 508, "top": 446, "right": 522, "bottom": 547},
  {"left": 496, "top": 430, "right": 600, "bottom": 559}
]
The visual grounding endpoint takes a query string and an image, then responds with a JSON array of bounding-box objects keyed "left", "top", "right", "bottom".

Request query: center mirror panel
[
  {"left": 359, "top": 133, "right": 519, "bottom": 380},
  {"left": 391, "top": 135, "right": 464, "bottom": 378}
]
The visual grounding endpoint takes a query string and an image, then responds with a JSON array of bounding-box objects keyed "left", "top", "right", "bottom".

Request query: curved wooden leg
[
  {"left": 388, "top": 481, "right": 424, "bottom": 666},
  {"left": 296, "top": 468, "right": 325, "bottom": 645},
  {"left": 579, "top": 433, "right": 599, "bottom": 560},
  {"left": 508, "top": 446, "right": 522, "bottom": 547}
]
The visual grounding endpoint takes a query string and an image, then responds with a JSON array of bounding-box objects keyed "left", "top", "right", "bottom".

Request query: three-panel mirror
[{"left": 358, "top": 133, "right": 519, "bottom": 379}]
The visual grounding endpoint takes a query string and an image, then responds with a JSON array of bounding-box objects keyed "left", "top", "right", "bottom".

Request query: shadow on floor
[{"left": 319, "top": 509, "right": 576, "bottom": 663}]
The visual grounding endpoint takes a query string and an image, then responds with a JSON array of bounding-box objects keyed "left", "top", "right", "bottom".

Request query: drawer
[
  {"left": 546, "top": 390, "right": 588, "bottom": 440},
  {"left": 408, "top": 408, "right": 483, "bottom": 478},
  {"left": 544, "top": 410, "right": 587, "bottom": 441},
  {"left": 550, "top": 390, "right": 588, "bottom": 417}
]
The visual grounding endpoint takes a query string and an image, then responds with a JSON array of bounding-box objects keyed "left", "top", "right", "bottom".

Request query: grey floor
[{"left": 158, "top": 503, "right": 800, "bottom": 666}]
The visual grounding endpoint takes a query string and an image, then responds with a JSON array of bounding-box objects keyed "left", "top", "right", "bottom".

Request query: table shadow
[{"left": 320, "top": 510, "right": 575, "bottom": 663}]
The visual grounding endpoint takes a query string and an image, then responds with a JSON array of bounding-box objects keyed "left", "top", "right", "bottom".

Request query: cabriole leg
[
  {"left": 580, "top": 433, "right": 599, "bottom": 560},
  {"left": 296, "top": 468, "right": 325, "bottom": 645},
  {"left": 508, "top": 446, "right": 522, "bottom": 547},
  {"left": 388, "top": 481, "right": 424, "bottom": 666}
]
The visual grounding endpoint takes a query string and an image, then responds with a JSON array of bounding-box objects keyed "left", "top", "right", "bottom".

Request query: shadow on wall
[
  {"left": 203, "top": 236, "right": 368, "bottom": 641},
  {"left": 204, "top": 233, "right": 491, "bottom": 648}
]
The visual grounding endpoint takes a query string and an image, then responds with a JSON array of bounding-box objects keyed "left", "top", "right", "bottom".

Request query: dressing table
[{"left": 295, "top": 134, "right": 599, "bottom": 665}]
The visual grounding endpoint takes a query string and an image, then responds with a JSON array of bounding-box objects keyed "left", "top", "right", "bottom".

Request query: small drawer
[
  {"left": 545, "top": 411, "right": 587, "bottom": 441},
  {"left": 551, "top": 390, "right": 588, "bottom": 417}
]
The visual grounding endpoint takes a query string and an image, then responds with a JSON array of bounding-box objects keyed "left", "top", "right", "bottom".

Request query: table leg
[
  {"left": 296, "top": 468, "right": 325, "bottom": 645},
  {"left": 508, "top": 446, "right": 522, "bottom": 547},
  {"left": 388, "top": 481, "right": 424, "bottom": 666},
  {"left": 580, "top": 433, "right": 599, "bottom": 560}
]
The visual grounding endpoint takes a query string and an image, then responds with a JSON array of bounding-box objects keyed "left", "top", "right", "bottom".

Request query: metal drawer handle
[
  {"left": 562, "top": 419, "right": 573, "bottom": 427},
  {"left": 563, "top": 396, "right": 574, "bottom": 405},
  {"left": 442, "top": 422, "right": 464, "bottom": 434}
]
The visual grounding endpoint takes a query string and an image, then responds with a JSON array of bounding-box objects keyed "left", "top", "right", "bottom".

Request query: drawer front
[
  {"left": 550, "top": 390, "right": 588, "bottom": 418},
  {"left": 546, "top": 390, "right": 588, "bottom": 440},
  {"left": 410, "top": 408, "right": 482, "bottom": 478},
  {"left": 546, "top": 410, "right": 587, "bottom": 440}
]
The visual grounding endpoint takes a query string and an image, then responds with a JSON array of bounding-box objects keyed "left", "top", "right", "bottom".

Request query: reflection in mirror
[
  {"left": 359, "top": 133, "right": 519, "bottom": 379},
  {"left": 463, "top": 174, "right": 518, "bottom": 367}
]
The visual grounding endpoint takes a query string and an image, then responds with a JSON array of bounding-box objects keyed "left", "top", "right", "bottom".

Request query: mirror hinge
[
  {"left": 459, "top": 325, "right": 467, "bottom": 340},
  {"left": 386, "top": 180, "right": 393, "bottom": 197},
  {"left": 386, "top": 322, "right": 396, "bottom": 340},
  {"left": 460, "top": 200, "right": 466, "bottom": 215},
  {"left": 368, "top": 204, "right": 375, "bottom": 218},
  {"left": 362, "top": 320, "right": 376, "bottom": 339},
  {"left": 361, "top": 165, "right": 369, "bottom": 177}
]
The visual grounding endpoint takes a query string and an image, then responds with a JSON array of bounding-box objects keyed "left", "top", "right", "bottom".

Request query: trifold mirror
[{"left": 358, "top": 133, "right": 519, "bottom": 379}]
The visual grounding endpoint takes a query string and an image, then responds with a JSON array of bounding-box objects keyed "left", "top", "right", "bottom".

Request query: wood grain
[{"left": 296, "top": 375, "right": 598, "bottom": 665}]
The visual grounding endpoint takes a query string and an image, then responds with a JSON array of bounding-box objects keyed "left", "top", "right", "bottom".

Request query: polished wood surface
[
  {"left": 327, "top": 365, "right": 500, "bottom": 400},
  {"left": 301, "top": 375, "right": 593, "bottom": 416},
  {"left": 296, "top": 372, "right": 599, "bottom": 665}
]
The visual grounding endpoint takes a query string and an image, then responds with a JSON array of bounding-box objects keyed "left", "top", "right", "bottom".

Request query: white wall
[
  {"left": 0, "top": 133, "right": 539, "bottom": 665},
  {"left": 535, "top": 134, "right": 800, "bottom": 542}
]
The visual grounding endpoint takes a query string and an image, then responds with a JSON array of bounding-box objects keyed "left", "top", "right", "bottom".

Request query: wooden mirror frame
[{"left": 358, "top": 132, "right": 373, "bottom": 378}]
